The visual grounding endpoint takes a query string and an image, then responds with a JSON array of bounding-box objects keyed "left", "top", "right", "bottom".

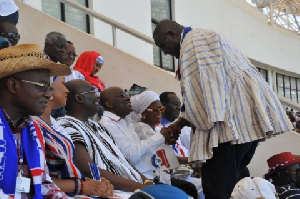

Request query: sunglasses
[
  {"left": 146, "top": 106, "right": 165, "bottom": 113},
  {"left": 0, "top": 32, "right": 20, "bottom": 40},
  {"left": 120, "top": 91, "right": 130, "bottom": 98},
  {"left": 14, "top": 78, "right": 54, "bottom": 93}
]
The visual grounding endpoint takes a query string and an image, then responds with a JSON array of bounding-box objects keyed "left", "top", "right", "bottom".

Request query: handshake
[{"left": 160, "top": 117, "right": 191, "bottom": 145}]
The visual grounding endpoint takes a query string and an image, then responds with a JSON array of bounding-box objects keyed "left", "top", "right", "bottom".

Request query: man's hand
[
  {"left": 160, "top": 127, "right": 179, "bottom": 145},
  {"left": 175, "top": 117, "right": 191, "bottom": 128},
  {"left": 83, "top": 177, "right": 114, "bottom": 197}
]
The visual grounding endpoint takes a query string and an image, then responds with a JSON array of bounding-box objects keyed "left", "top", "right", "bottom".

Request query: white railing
[{"left": 58, "top": 0, "right": 155, "bottom": 47}]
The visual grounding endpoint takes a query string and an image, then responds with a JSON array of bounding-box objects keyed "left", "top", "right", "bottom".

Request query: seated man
[
  {"left": 43, "top": 31, "right": 66, "bottom": 63},
  {"left": 265, "top": 152, "right": 300, "bottom": 198},
  {"left": 157, "top": 91, "right": 190, "bottom": 157},
  {"left": 0, "top": 44, "right": 70, "bottom": 198},
  {"left": 57, "top": 79, "right": 150, "bottom": 192},
  {"left": 63, "top": 41, "right": 78, "bottom": 82},
  {"left": 99, "top": 86, "right": 198, "bottom": 199}
]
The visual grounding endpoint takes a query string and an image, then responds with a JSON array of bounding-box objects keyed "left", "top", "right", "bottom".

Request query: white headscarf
[{"left": 130, "top": 91, "right": 160, "bottom": 123}]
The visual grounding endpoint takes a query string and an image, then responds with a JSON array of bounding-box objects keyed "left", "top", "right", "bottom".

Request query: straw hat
[{"left": 0, "top": 44, "right": 71, "bottom": 79}]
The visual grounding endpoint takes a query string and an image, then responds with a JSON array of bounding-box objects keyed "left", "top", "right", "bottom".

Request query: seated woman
[
  {"left": 130, "top": 91, "right": 204, "bottom": 199},
  {"left": 32, "top": 76, "right": 114, "bottom": 198},
  {"left": 72, "top": 51, "right": 105, "bottom": 95}
]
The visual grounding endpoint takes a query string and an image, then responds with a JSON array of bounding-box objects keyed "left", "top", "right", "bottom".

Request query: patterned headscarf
[
  {"left": 130, "top": 91, "right": 160, "bottom": 123},
  {"left": 73, "top": 51, "right": 105, "bottom": 92}
]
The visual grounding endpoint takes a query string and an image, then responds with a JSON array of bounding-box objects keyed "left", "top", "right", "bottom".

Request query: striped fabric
[
  {"left": 57, "top": 116, "right": 143, "bottom": 183},
  {"left": 32, "top": 116, "right": 85, "bottom": 180},
  {"left": 179, "top": 29, "right": 293, "bottom": 163}
]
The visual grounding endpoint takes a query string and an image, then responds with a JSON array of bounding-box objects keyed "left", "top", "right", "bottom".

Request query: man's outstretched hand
[{"left": 160, "top": 127, "right": 179, "bottom": 145}]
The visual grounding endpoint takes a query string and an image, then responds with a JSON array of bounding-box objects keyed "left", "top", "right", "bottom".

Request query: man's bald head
[
  {"left": 100, "top": 86, "right": 132, "bottom": 119},
  {"left": 64, "top": 79, "right": 90, "bottom": 109},
  {"left": 153, "top": 19, "right": 184, "bottom": 59},
  {"left": 153, "top": 19, "right": 176, "bottom": 46},
  {"left": 65, "top": 79, "right": 99, "bottom": 119},
  {"left": 100, "top": 86, "right": 122, "bottom": 108}
]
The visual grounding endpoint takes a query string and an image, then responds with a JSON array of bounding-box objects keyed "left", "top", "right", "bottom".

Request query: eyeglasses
[
  {"left": 65, "top": 52, "right": 77, "bottom": 57},
  {"left": 0, "top": 32, "right": 20, "bottom": 40},
  {"left": 78, "top": 90, "right": 96, "bottom": 95},
  {"left": 146, "top": 106, "right": 165, "bottom": 113},
  {"left": 17, "top": 79, "right": 54, "bottom": 93}
]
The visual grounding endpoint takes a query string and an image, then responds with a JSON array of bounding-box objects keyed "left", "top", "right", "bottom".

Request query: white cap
[{"left": 231, "top": 177, "right": 276, "bottom": 199}]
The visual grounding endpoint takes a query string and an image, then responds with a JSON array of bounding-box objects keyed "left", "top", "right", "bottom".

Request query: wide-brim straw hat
[{"left": 0, "top": 44, "right": 71, "bottom": 79}]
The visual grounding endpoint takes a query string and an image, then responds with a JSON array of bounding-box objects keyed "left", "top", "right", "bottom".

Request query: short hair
[
  {"left": 160, "top": 92, "right": 176, "bottom": 104},
  {"left": 67, "top": 40, "right": 73, "bottom": 45},
  {"left": 44, "top": 32, "right": 66, "bottom": 45}
]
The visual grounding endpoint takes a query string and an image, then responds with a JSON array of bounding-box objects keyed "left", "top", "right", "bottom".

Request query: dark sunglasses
[
  {"left": 120, "top": 91, "right": 130, "bottom": 98},
  {"left": 0, "top": 32, "right": 20, "bottom": 40}
]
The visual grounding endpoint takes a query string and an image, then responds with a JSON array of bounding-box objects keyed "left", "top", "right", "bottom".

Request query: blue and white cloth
[{"left": 179, "top": 28, "right": 293, "bottom": 163}]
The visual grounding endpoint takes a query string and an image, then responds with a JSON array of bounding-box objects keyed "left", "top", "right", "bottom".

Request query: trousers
[{"left": 201, "top": 140, "right": 259, "bottom": 199}]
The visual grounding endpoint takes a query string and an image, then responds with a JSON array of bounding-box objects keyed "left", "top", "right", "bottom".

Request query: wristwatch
[{"left": 143, "top": 179, "right": 155, "bottom": 185}]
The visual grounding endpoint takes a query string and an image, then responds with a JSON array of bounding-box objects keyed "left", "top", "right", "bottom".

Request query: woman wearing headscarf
[
  {"left": 131, "top": 91, "right": 164, "bottom": 140},
  {"left": 73, "top": 51, "right": 105, "bottom": 96},
  {"left": 131, "top": 91, "right": 204, "bottom": 199}
]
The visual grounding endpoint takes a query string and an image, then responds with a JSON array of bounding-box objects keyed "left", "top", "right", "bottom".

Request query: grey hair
[{"left": 44, "top": 32, "right": 66, "bottom": 45}]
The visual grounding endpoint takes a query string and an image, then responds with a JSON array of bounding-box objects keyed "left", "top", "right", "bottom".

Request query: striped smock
[{"left": 179, "top": 28, "right": 293, "bottom": 163}]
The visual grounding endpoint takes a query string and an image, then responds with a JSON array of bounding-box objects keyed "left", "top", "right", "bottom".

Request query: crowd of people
[
  {"left": 285, "top": 108, "right": 300, "bottom": 132},
  {"left": 0, "top": 4, "right": 299, "bottom": 199}
]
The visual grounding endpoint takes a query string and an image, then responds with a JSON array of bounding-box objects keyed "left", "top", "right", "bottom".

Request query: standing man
[
  {"left": 0, "top": 44, "right": 70, "bottom": 198},
  {"left": 153, "top": 19, "right": 293, "bottom": 199}
]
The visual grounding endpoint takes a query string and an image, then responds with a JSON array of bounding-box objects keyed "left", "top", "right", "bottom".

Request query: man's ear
[
  {"left": 104, "top": 99, "right": 113, "bottom": 109},
  {"left": 74, "top": 94, "right": 84, "bottom": 103},
  {"left": 7, "top": 78, "right": 18, "bottom": 94}
]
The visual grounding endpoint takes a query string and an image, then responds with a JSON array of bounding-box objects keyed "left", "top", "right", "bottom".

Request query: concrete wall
[
  {"left": 15, "top": 1, "right": 181, "bottom": 96},
  {"left": 174, "top": 0, "right": 300, "bottom": 75},
  {"left": 92, "top": 0, "right": 153, "bottom": 64},
  {"left": 248, "top": 132, "right": 300, "bottom": 177},
  {"left": 20, "top": 0, "right": 300, "bottom": 75}
]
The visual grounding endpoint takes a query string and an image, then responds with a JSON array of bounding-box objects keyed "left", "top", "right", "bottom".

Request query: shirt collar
[
  {"left": 103, "top": 111, "right": 122, "bottom": 122},
  {"left": 1, "top": 107, "right": 30, "bottom": 134},
  {"left": 161, "top": 117, "right": 170, "bottom": 125}
]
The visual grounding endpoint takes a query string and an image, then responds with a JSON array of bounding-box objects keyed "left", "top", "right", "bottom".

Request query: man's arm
[
  {"left": 103, "top": 122, "right": 165, "bottom": 164},
  {"left": 73, "top": 142, "right": 149, "bottom": 192}
]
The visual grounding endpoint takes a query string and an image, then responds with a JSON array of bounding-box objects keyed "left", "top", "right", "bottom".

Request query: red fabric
[{"left": 73, "top": 51, "right": 106, "bottom": 92}]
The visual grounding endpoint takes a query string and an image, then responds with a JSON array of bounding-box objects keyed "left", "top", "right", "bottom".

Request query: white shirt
[
  {"left": 0, "top": 0, "right": 18, "bottom": 16},
  {"left": 100, "top": 111, "right": 165, "bottom": 178},
  {"left": 65, "top": 70, "right": 100, "bottom": 96},
  {"left": 64, "top": 69, "right": 82, "bottom": 82}
]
